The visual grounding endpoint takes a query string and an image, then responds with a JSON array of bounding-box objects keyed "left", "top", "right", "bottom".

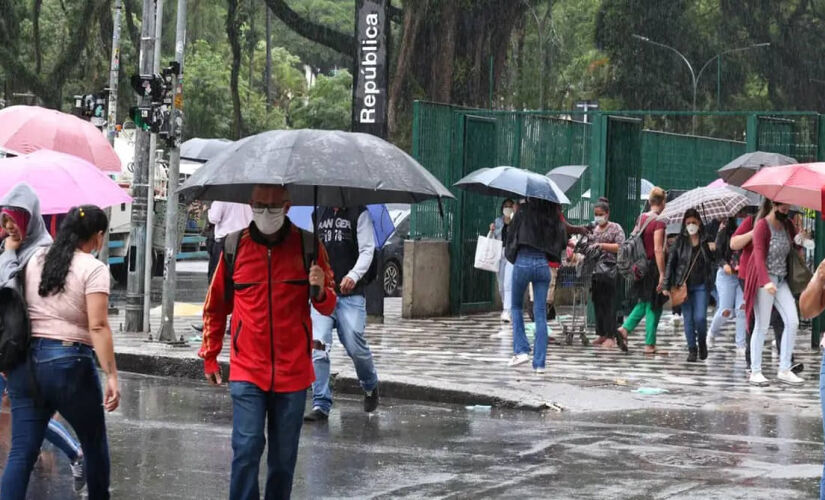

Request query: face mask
[
  {"left": 253, "top": 208, "right": 286, "bottom": 235},
  {"left": 503, "top": 207, "right": 514, "bottom": 218},
  {"left": 594, "top": 215, "right": 607, "bottom": 226},
  {"left": 775, "top": 211, "right": 788, "bottom": 221},
  {"left": 686, "top": 223, "right": 699, "bottom": 235}
]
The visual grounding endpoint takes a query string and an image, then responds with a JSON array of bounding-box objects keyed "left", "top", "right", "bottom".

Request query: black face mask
[{"left": 775, "top": 211, "right": 788, "bottom": 221}]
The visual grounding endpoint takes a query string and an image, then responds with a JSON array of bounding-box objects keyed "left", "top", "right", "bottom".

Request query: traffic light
[
  {"left": 130, "top": 106, "right": 153, "bottom": 131},
  {"left": 130, "top": 74, "right": 165, "bottom": 103}
]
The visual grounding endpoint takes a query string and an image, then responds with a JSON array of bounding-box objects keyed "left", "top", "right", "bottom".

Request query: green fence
[{"left": 411, "top": 103, "right": 824, "bottom": 316}]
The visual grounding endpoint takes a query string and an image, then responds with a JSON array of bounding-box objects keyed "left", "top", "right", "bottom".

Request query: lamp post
[{"left": 632, "top": 35, "right": 769, "bottom": 134}]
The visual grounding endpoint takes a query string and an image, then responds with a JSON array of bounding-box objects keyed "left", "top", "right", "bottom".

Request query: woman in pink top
[{"left": 1, "top": 205, "right": 119, "bottom": 500}]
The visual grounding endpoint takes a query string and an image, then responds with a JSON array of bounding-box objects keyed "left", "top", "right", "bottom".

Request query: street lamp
[{"left": 632, "top": 35, "right": 770, "bottom": 134}]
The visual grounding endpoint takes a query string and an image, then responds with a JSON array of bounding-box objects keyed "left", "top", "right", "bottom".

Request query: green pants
[{"left": 622, "top": 301, "right": 663, "bottom": 346}]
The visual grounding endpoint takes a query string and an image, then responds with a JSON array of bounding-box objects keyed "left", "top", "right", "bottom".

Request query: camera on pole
[{"left": 130, "top": 63, "right": 181, "bottom": 144}]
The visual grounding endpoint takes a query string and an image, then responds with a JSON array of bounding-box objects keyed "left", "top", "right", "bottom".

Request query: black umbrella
[
  {"left": 180, "top": 138, "right": 233, "bottom": 163},
  {"left": 717, "top": 151, "right": 796, "bottom": 187},
  {"left": 177, "top": 129, "right": 454, "bottom": 297}
]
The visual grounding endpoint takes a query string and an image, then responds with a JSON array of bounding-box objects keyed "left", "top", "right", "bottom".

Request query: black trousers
[
  {"left": 592, "top": 277, "right": 617, "bottom": 338},
  {"left": 207, "top": 237, "right": 224, "bottom": 286}
]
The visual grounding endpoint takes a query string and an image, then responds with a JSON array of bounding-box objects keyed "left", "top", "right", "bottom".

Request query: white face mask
[
  {"left": 686, "top": 223, "right": 699, "bottom": 236},
  {"left": 253, "top": 208, "right": 286, "bottom": 235},
  {"left": 594, "top": 215, "right": 607, "bottom": 226},
  {"left": 503, "top": 207, "right": 514, "bottom": 218}
]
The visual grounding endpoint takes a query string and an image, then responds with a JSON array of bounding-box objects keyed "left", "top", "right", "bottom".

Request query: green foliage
[{"left": 290, "top": 69, "right": 352, "bottom": 130}]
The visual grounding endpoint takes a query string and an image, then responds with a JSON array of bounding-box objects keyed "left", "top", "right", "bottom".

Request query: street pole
[
  {"left": 143, "top": 0, "right": 164, "bottom": 332},
  {"left": 101, "top": 0, "right": 123, "bottom": 267},
  {"left": 125, "top": 0, "right": 156, "bottom": 333},
  {"left": 158, "top": 0, "right": 187, "bottom": 344}
]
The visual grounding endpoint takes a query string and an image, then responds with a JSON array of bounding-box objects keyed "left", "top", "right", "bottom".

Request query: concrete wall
[{"left": 402, "top": 240, "right": 450, "bottom": 318}]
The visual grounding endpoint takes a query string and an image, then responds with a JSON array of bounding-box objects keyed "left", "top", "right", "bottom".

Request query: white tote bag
[{"left": 474, "top": 232, "right": 503, "bottom": 273}]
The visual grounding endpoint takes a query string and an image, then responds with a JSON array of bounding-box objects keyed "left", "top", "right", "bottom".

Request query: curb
[{"left": 114, "top": 351, "right": 545, "bottom": 411}]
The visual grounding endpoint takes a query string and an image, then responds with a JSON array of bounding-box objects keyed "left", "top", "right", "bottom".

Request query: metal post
[
  {"left": 143, "top": 0, "right": 164, "bottom": 332},
  {"left": 101, "top": 0, "right": 123, "bottom": 267},
  {"left": 158, "top": 0, "right": 187, "bottom": 343},
  {"left": 126, "top": 0, "right": 156, "bottom": 332}
]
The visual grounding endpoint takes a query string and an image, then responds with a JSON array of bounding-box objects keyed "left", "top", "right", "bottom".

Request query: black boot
[
  {"left": 698, "top": 339, "right": 708, "bottom": 360},
  {"left": 687, "top": 347, "right": 698, "bottom": 362}
]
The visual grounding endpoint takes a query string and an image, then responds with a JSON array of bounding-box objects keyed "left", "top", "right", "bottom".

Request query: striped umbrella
[{"left": 658, "top": 186, "right": 748, "bottom": 225}]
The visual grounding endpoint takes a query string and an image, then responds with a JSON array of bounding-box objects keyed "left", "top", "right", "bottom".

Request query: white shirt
[{"left": 208, "top": 201, "right": 253, "bottom": 239}]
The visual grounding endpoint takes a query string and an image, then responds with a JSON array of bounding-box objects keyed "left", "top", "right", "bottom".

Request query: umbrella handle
[{"left": 310, "top": 185, "right": 321, "bottom": 300}]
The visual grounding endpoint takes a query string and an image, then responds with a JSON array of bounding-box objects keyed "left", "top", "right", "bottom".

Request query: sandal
[
  {"left": 644, "top": 345, "right": 657, "bottom": 355},
  {"left": 615, "top": 328, "right": 629, "bottom": 353}
]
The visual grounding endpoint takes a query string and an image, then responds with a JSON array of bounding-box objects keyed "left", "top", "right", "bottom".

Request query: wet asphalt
[{"left": 0, "top": 372, "right": 821, "bottom": 499}]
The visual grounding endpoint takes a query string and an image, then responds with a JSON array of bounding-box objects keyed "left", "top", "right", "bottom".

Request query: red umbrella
[
  {"left": 741, "top": 162, "right": 825, "bottom": 211},
  {"left": 0, "top": 105, "right": 120, "bottom": 172}
]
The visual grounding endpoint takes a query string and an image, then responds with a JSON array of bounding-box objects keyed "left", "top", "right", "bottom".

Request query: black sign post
[{"left": 352, "top": 0, "right": 390, "bottom": 321}]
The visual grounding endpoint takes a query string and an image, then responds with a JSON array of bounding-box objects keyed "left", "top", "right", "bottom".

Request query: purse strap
[{"left": 679, "top": 244, "right": 702, "bottom": 286}]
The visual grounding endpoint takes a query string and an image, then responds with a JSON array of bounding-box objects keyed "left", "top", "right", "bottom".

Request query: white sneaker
[
  {"left": 707, "top": 336, "right": 716, "bottom": 349},
  {"left": 508, "top": 353, "right": 530, "bottom": 367},
  {"left": 749, "top": 372, "right": 769, "bottom": 386},
  {"left": 500, "top": 311, "right": 512, "bottom": 323},
  {"left": 534, "top": 367, "right": 546, "bottom": 375},
  {"left": 777, "top": 370, "right": 805, "bottom": 385},
  {"left": 735, "top": 347, "right": 747, "bottom": 357}
]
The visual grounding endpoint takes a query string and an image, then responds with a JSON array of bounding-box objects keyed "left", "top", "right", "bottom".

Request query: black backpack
[
  {"left": 0, "top": 287, "right": 31, "bottom": 372},
  {"left": 617, "top": 213, "right": 656, "bottom": 282}
]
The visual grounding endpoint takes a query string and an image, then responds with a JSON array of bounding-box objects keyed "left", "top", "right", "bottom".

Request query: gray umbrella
[
  {"left": 180, "top": 138, "right": 233, "bottom": 163},
  {"left": 546, "top": 165, "right": 587, "bottom": 193},
  {"left": 177, "top": 129, "right": 454, "bottom": 206},
  {"left": 454, "top": 166, "right": 570, "bottom": 204},
  {"left": 717, "top": 151, "right": 796, "bottom": 186}
]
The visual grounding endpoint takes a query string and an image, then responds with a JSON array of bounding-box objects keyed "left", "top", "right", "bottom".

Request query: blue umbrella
[
  {"left": 287, "top": 205, "right": 395, "bottom": 249},
  {"left": 454, "top": 166, "right": 570, "bottom": 204}
]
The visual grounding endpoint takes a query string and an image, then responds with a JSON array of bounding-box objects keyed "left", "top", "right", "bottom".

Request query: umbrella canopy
[
  {"left": 706, "top": 178, "right": 761, "bottom": 207},
  {"left": 742, "top": 162, "right": 825, "bottom": 211},
  {"left": 178, "top": 129, "right": 454, "bottom": 206},
  {"left": 0, "top": 105, "right": 120, "bottom": 172},
  {"left": 180, "top": 138, "right": 233, "bottom": 163},
  {"left": 455, "top": 166, "right": 570, "bottom": 204},
  {"left": 717, "top": 151, "right": 797, "bottom": 187},
  {"left": 546, "top": 165, "right": 587, "bottom": 193},
  {"left": 658, "top": 186, "right": 748, "bottom": 225},
  {"left": 288, "top": 205, "right": 395, "bottom": 248},
  {"left": 0, "top": 150, "right": 132, "bottom": 214}
]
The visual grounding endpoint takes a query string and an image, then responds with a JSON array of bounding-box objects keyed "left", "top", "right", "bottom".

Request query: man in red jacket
[{"left": 199, "top": 185, "right": 336, "bottom": 500}]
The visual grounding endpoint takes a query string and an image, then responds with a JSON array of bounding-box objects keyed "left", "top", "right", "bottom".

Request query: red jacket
[
  {"left": 743, "top": 217, "right": 797, "bottom": 329},
  {"left": 198, "top": 222, "right": 337, "bottom": 393}
]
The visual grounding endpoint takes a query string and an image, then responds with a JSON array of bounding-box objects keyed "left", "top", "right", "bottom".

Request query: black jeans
[
  {"left": 207, "top": 237, "right": 224, "bottom": 286},
  {"left": 592, "top": 277, "right": 617, "bottom": 338}
]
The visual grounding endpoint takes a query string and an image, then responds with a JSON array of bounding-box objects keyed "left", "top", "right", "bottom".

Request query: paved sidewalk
[{"left": 111, "top": 297, "right": 824, "bottom": 416}]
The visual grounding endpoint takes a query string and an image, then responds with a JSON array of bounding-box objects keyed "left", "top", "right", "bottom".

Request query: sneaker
[
  {"left": 736, "top": 346, "right": 747, "bottom": 357},
  {"left": 364, "top": 386, "right": 380, "bottom": 413},
  {"left": 777, "top": 370, "right": 804, "bottom": 385},
  {"left": 70, "top": 457, "right": 86, "bottom": 493},
  {"left": 698, "top": 341, "right": 708, "bottom": 361},
  {"left": 534, "top": 367, "right": 546, "bottom": 375},
  {"left": 706, "top": 336, "right": 716, "bottom": 349},
  {"left": 508, "top": 353, "right": 530, "bottom": 367},
  {"left": 191, "top": 323, "right": 204, "bottom": 333},
  {"left": 500, "top": 311, "right": 512, "bottom": 323},
  {"left": 791, "top": 362, "right": 804, "bottom": 374},
  {"left": 749, "top": 372, "right": 770, "bottom": 386},
  {"left": 303, "top": 407, "right": 329, "bottom": 422},
  {"left": 687, "top": 348, "right": 698, "bottom": 363}
]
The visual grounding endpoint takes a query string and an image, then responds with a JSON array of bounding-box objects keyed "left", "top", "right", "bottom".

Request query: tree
[
  {"left": 227, "top": 0, "right": 244, "bottom": 138},
  {"left": 290, "top": 69, "right": 352, "bottom": 130}
]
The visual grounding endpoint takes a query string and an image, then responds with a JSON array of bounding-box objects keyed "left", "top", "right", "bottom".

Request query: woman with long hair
[
  {"left": 708, "top": 212, "right": 749, "bottom": 354},
  {"left": 617, "top": 187, "right": 668, "bottom": 354},
  {"left": 662, "top": 209, "right": 715, "bottom": 362},
  {"left": 588, "top": 197, "right": 625, "bottom": 348},
  {"left": 744, "top": 201, "right": 803, "bottom": 386},
  {"left": 491, "top": 199, "right": 516, "bottom": 323},
  {"left": 1, "top": 205, "right": 120, "bottom": 500},
  {"left": 504, "top": 198, "right": 566, "bottom": 373}
]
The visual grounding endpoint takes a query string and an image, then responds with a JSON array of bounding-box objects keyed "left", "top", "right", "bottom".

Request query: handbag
[
  {"left": 788, "top": 251, "right": 813, "bottom": 295},
  {"left": 669, "top": 246, "right": 701, "bottom": 308},
  {"left": 474, "top": 232, "right": 503, "bottom": 273}
]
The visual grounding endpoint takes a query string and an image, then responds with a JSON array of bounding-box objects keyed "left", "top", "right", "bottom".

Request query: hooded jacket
[{"left": 0, "top": 183, "right": 52, "bottom": 290}]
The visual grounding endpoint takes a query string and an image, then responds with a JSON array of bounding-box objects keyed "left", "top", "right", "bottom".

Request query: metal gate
[{"left": 455, "top": 115, "right": 498, "bottom": 313}]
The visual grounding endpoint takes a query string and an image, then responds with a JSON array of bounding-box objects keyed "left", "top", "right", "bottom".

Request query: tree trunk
[
  {"left": 265, "top": 4, "right": 272, "bottom": 110},
  {"left": 431, "top": 0, "right": 457, "bottom": 103},
  {"left": 227, "top": 0, "right": 244, "bottom": 138},
  {"left": 388, "top": 3, "right": 424, "bottom": 136},
  {"left": 247, "top": 1, "right": 255, "bottom": 106},
  {"left": 32, "top": 0, "right": 42, "bottom": 73}
]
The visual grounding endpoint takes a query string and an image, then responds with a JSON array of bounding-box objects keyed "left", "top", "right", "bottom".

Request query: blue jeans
[
  {"left": 511, "top": 249, "right": 551, "bottom": 369},
  {"left": 0, "top": 339, "right": 109, "bottom": 500},
  {"left": 820, "top": 352, "right": 825, "bottom": 499},
  {"left": 681, "top": 284, "right": 708, "bottom": 349},
  {"left": 229, "top": 382, "right": 306, "bottom": 500},
  {"left": 709, "top": 268, "right": 746, "bottom": 348},
  {"left": 311, "top": 294, "right": 378, "bottom": 414},
  {"left": 0, "top": 376, "right": 80, "bottom": 462}
]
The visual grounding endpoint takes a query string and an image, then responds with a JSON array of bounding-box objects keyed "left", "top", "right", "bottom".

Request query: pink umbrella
[
  {"left": 706, "top": 178, "right": 726, "bottom": 188},
  {"left": 742, "top": 162, "right": 825, "bottom": 211},
  {"left": 0, "top": 105, "right": 120, "bottom": 172},
  {"left": 0, "top": 150, "right": 131, "bottom": 214}
]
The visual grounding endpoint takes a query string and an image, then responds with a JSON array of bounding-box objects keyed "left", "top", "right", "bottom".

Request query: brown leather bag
[{"left": 669, "top": 246, "right": 701, "bottom": 308}]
